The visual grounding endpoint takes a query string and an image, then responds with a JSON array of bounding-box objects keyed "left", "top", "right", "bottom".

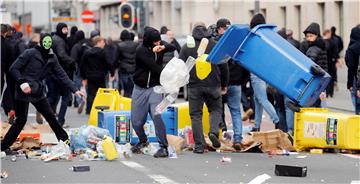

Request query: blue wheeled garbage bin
[{"left": 207, "top": 24, "right": 331, "bottom": 107}]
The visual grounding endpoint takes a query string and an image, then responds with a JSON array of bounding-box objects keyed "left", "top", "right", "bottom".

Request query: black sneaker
[
  {"left": 193, "top": 147, "right": 205, "bottom": 154},
  {"left": 233, "top": 142, "right": 242, "bottom": 151},
  {"left": 3, "top": 149, "right": 18, "bottom": 155},
  {"left": 131, "top": 141, "right": 149, "bottom": 154},
  {"left": 251, "top": 127, "right": 260, "bottom": 132},
  {"left": 153, "top": 147, "right": 169, "bottom": 158},
  {"left": 274, "top": 122, "right": 279, "bottom": 129},
  {"left": 208, "top": 133, "right": 221, "bottom": 148}
]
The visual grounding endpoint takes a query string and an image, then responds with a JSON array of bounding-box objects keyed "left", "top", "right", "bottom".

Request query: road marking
[
  {"left": 342, "top": 154, "right": 360, "bottom": 160},
  {"left": 248, "top": 173, "right": 271, "bottom": 184},
  {"left": 351, "top": 181, "right": 360, "bottom": 184},
  {"left": 148, "top": 174, "right": 178, "bottom": 184},
  {"left": 120, "top": 160, "right": 177, "bottom": 184}
]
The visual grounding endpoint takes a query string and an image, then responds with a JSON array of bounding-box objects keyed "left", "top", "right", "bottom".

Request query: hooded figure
[
  {"left": 131, "top": 26, "right": 176, "bottom": 158},
  {"left": 303, "top": 23, "right": 328, "bottom": 72},
  {"left": 55, "top": 23, "right": 68, "bottom": 41},
  {"left": 250, "top": 13, "right": 266, "bottom": 29},
  {"left": 68, "top": 26, "right": 78, "bottom": 50},
  {"left": 1, "top": 33, "right": 83, "bottom": 153},
  {"left": 178, "top": 24, "right": 229, "bottom": 153},
  {"left": 116, "top": 30, "right": 139, "bottom": 97},
  {"left": 345, "top": 25, "right": 360, "bottom": 109},
  {"left": 331, "top": 26, "right": 344, "bottom": 53}
]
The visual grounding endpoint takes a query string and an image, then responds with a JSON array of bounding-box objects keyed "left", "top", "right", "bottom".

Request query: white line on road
[
  {"left": 351, "top": 181, "right": 360, "bottom": 184},
  {"left": 120, "top": 160, "right": 178, "bottom": 184},
  {"left": 342, "top": 154, "right": 360, "bottom": 160},
  {"left": 248, "top": 173, "right": 271, "bottom": 184},
  {"left": 148, "top": 174, "right": 178, "bottom": 184}
]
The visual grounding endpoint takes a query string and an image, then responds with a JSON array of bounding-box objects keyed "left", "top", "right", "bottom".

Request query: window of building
[
  {"left": 295, "top": 5, "right": 301, "bottom": 40},
  {"left": 335, "top": 1, "right": 344, "bottom": 38},
  {"left": 280, "top": 6, "right": 287, "bottom": 29},
  {"left": 317, "top": 2, "right": 325, "bottom": 31}
]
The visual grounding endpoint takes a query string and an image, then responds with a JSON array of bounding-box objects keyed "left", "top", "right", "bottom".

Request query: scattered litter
[
  {"left": 248, "top": 173, "right": 271, "bottom": 184},
  {"left": 296, "top": 155, "right": 307, "bottom": 159},
  {"left": 0, "top": 171, "right": 8, "bottom": 179},
  {"left": 310, "top": 149, "right": 323, "bottom": 154},
  {"left": 245, "top": 164, "right": 249, "bottom": 167},
  {"left": 42, "top": 141, "right": 72, "bottom": 162},
  {"left": 205, "top": 160, "right": 209, "bottom": 164},
  {"left": 0, "top": 152, "right": 6, "bottom": 158},
  {"left": 321, "top": 179, "right": 325, "bottom": 182},
  {"left": 204, "top": 173, "right": 208, "bottom": 177},
  {"left": 216, "top": 166, "right": 219, "bottom": 169},
  {"left": 42, "top": 176, "right": 46, "bottom": 178},
  {"left": 288, "top": 152, "right": 299, "bottom": 155},
  {"left": 10, "top": 155, "right": 16, "bottom": 162},
  {"left": 275, "top": 164, "right": 307, "bottom": 177},
  {"left": 268, "top": 149, "right": 289, "bottom": 156},
  {"left": 220, "top": 156, "right": 232, "bottom": 164},
  {"left": 72, "top": 165, "right": 90, "bottom": 172}
]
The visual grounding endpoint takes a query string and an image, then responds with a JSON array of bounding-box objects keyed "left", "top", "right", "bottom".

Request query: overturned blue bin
[{"left": 207, "top": 24, "right": 331, "bottom": 107}]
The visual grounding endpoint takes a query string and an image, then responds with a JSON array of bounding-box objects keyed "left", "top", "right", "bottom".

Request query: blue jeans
[
  {"left": 284, "top": 97, "right": 294, "bottom": 132},
  {"left": 250, "top": 74, "right": 279, "bottom": 128},
  {"left": 224, "top": 85, "right": 242, "bottom": 143},
  {"left": 351, "top": 77, "right": 360, "bottom": 114},
  {"left": 73, "top": 71, "right": 83, "bottom": 106},
  {"left": 119, "top": 73, "right": 134, "bottom": 98},
  {"left": 46, "top": 78, "right": 71, "bottom": 125}
]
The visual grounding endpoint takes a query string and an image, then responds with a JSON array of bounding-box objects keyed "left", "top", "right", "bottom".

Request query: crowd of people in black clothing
[{"left": 1, "top": 14, "right": 359, "bottom": 157}]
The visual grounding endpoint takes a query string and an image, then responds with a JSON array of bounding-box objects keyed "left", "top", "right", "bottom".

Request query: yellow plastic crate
[
  {"left": 88, "top": 88, "right": 131, "bottom": 126},
  {"left": 294, "top": 108, "right": 360, "bottom": 151}
]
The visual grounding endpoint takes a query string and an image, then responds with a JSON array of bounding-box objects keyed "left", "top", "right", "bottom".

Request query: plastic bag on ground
[{"left": 42, "top": 141, "right": 71, "bottom": 162}]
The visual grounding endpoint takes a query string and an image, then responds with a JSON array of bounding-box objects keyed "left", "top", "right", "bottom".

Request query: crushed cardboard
[
  {"left": 167, "top": 135, "right": 185, "bottom": 154},
  {"left": 204, "top": 129, "right": 294, "bottom": 153}
]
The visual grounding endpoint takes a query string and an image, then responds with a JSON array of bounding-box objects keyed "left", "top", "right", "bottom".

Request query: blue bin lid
[{"left": 207, "top": 24, "right": 250, "bottom": 64}]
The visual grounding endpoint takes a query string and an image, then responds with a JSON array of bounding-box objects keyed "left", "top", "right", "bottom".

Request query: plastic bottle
[
  {"left": 155, "top": 92, "right": 179, "bottom": 114},
  {"left": 102, "top": 136, "right": 118, "bottom": 161}
]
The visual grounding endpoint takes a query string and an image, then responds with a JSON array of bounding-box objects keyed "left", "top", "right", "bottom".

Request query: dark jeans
[
  {"left": 119, "top": 73, "right": 134, "bottom": 98},
  {"left": 86, "top": 78, "right": 106, "bottom": 114},
  {"left": 46, "top": 78, "right": 71, "bottom": 125},
  {"left": 268, "top": 89, "right": 287, "bottom": 132},
  {"left": 1, "top": 98, "right": 69, "bottom": 150},
  {"left": 326, "top": 61, "right": 337, "bottom": 97},
  {"left": 241, "top": 83, "right": 255, "bottom": 120},
  {"left": 131, "top": 85, "right": 168, "bottom": 148},
  {"left": 1, "top": 74, "right": 15, "bottom": 115},
  {"left": 188, "top": 86, "right": 222, "bottom": 150}
]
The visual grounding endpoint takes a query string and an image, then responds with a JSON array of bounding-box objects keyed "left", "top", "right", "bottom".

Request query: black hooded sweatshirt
[
  {"left": 133, "top": 27, "right": 176, "bottom": 88},
  {"left": 179, "top": 25, "right": 229, "bottom": 88},
  {"left": 52, "top": 23, "right": 75, "bottom": 78},
  {"left": 345, "top": 26, "right": 360, "bottom": 89},
  {"left": 302, "top": 23, "right": 328, "bottom": 72},
  {"left": 116, "top": 30, "right": 139, "bottom": 74}
]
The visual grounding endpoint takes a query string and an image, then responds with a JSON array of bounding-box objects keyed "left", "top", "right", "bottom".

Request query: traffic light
[{"left": 119, "top": 3, "right": 134, "bottom": 29}]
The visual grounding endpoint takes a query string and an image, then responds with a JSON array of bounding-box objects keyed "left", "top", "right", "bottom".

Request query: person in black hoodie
[
  {"left": 302, "top": 22, "right": 328, "bottom": 107},
  {"left": 331, "top": 26, "right": 344, "bottom": 54},
  {"left": 1, "top": 33, "right": 84, "bottom": 153},
  {"left": 179, "top": 22, "right": 229, "bottom": 153},
  {"left": 131, "top": 26, "right": 175, "bottom": 158},
  {"left": 116, "top": 30, "right": 139, "bottom": 97},
  {"left": 249, "top": 14, "right": 280, "bottom": 132},
  {"left": 345, "top": 25, "right": 360, "bottom": 114},
  {"left": 323, "top": 29, "right": 339, "bottom": 98},
  {"left": 67, "top": 26, "right": 78, "bottom": 51},
  {"left": 48, "top": 22, "right": 76, "bottom": 127},
  {"left": 71, "top": 30, "right": 91, "bottom": 111},
  {"left": 80, "top": 36, "right": 115, "bottom": 114}
]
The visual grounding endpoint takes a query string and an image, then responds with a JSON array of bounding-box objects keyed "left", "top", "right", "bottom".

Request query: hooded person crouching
[
  {"left": 131, "top": 26, "right": 176, "bottom": 158},
  {"left": 1, "top": 33, "right": 85, "bottom": 153}
]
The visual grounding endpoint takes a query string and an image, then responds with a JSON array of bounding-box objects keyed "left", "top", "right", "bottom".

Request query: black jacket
[
  {"left": 324, "top": 37, "right": 339, "bottom": 66},
  {"left": 133, "top": 27, "right": 176, "bottom": 88},
  {"left": 9, "top": 48, "right": 77, "bottom": 102},
  {"left": 163, "top": 39, "right": 182, "bottom": 65},
  {"left": 116, "top": 40, "right": 139, "bottom": 74},
  {"left": 71, "top": 39, "right": 92, "bottom": 67},
  {"left": 179, "top": 25, "right": 229, "bottom": 88},
  {"left": 1, "top": 36, "right": 15, "bottom": 74},
  {"left": 305, "top": 37, "right": 328, "bottom": 72},
  {"left": 80, "top": 47, "right": 114, "bottom": 81},
  {"left": 287, "top": 37, "right": 300, "bottom": 49},
  {"left": 52, "top": 34, "right": 75, "bottom": 77},
  {"left": 345, "top": 26, "right": 360, "bottom": 89},
  {"left": 228, "top": 60, "right": 250, "bottom": 86}
]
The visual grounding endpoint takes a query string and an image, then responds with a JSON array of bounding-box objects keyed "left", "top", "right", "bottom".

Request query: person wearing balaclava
[
  {"left": 248, "top": 14, "right": 280, "bottom": 132},
  {"left": 116, "top": 30, "right": 139, "bottom": 97},
  {"left": 131, "top": 26, "right": 176, "bottom": 158},
  {"left": 1, "top": 33, "right": 85, "bottom": 153},
  {"left": 48, "top": 22, "right": 76, "bottom": 127},
  {"left": 67, "top": 26, "right": 78, "bottom": 51}
]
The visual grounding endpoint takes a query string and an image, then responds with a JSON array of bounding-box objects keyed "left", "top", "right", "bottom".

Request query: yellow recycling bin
[
  {"left": 88, "top": 88, "right": 131, "bottom": 126},
  {"left": 294, "top": 108, "right": 360, "bottom": 151}
]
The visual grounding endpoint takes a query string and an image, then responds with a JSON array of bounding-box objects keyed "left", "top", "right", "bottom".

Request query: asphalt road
[{"left": 1, "top": 62, "right": 359, "bottom": 183}]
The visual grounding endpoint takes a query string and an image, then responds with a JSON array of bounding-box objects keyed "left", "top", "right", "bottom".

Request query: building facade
[{"left": 147, "top": 0, "right": 360, "bottom": 51}]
